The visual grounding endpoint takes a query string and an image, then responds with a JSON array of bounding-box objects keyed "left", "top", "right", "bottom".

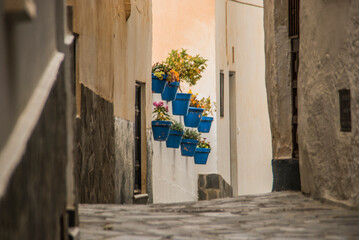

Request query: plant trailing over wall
[
  {"left": 168, "top": 69, "right": 180, "bottom": 83},
  {"left": 197, "top": 138, "right": 211, "bottom": 149},
  {"left": 170, "top": 120, "right": 184, "bottom": 132},
  {"left": 152, "top": 62, "right": 170, "bottom": 80},
  {"left": 153, "top": 101, "right": 171, "bottom": 121},
  {"left": 182, "top": 128, "right": 201, "bottom": 140},
  {"left": 166, "top": 49, "right": 207, "bottom": 86}
]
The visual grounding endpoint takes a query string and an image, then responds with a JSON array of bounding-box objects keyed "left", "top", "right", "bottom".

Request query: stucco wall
[
  {"left": 152, "top": 0, "right": 217, "bottom": 203},
  {"left": 0, "top": 0, "right": 75, "bottom": 238},
  {"left": 216, "top": 0, "right": 272, "bottom": 195},
  {"left": 263, "top": 0, "right": 292, "bottom": 160},
  {"left": 298, "top": 1, "right": 359, "bottom": 207}
]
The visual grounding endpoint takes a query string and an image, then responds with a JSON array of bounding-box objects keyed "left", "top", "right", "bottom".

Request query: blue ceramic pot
[
  {"left": 184, "top": 107, "right": 204, "bottom": 128},
  {"left": 152, "top": 120, "right": 172, "bottom": 141},
  {"left": 172, "top": 93, "right": 192, "bottom": 116},
  {"left": 198, "top": 116, "right": 214, "bottom": 133},
  {"left": 180, "top": 138, "right": 199, "bottom": 157},
  {"left": 161, "top": 81, "right": 180, "bottom": 101},
  {"left": 152, "top": 73, "right": 167, "bottom": 94},
  {"left": 194, "top": 148, "right": 211, "bottom": 165},
  {"left": 166, "top": 130, "right": 184, "bottom": 148}
]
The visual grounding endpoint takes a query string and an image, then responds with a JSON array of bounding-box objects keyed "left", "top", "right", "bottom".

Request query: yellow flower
[{"left": 188, "top": 89, "right": 192, "bottom": 94}]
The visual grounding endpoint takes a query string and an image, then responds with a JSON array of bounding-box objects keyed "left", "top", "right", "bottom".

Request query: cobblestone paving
[{"left": 79, "top": 192, "right": 359, "bottom": 240}]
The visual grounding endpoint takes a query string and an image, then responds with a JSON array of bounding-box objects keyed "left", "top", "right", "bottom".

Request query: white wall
[
  {"left": 152, "top": 0, "right": 217, "bottom": 203},
  {"left": 216, "top": 0, "right": 273, "bottom": 195}
]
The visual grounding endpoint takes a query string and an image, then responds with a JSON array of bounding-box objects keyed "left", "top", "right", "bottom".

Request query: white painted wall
[
  {"left": 216, "top": 0, "right": 273, "bottom": 195},
  {"left": 152, "top": 0, "right": 217, "bottom": 203},
  {"left": 152, "top": 0, "right": 272, "bottom": 203}
]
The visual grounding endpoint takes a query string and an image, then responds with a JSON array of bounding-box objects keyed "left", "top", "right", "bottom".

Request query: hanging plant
[{"left": 166, "top": 49, "right": 207, "bottom": 87}]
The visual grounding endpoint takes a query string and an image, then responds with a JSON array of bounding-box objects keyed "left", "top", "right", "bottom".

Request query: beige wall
[
  {"left": 216, "top": 0, "right": 273, "bottom": 195},
  {"left": 74, "top": 0, "right": 152, "bottom": 122},
  {"left": 298, "top": 1, "right": 359, "bottom": 207},
  {"left": 152, "top": 0, "right": 217, "bottom": 203}
]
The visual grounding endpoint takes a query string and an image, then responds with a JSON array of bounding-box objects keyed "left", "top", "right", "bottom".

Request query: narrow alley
[{"left": 79, "top": 192, "right": 359, "bottom": 240}]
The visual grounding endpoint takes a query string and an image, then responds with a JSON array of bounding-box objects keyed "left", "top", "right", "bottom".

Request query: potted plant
[
  {"left": 152, "top": 62, "right": 170, "bottom": 94},
  {"left": 180, "top": 128, "right": 201, "bottom": 157},
  {"left": 151, "top": 101, "right": 172, "bottom": 141},
  {"left": 167, "top": 49, "right": 207, "bottom": 115},
  {"left": 194, "top": 138, "right": 211, "bottom": 165},
  {"left": 166, "top": 49, "right": 208, "bottom": 87},
  {"left": 184, "top": 91, "right": 204, "bottom": 128},
  {"left": 166, "top": 120, "right": 184, "bottom": 148},
  {"left": 198, "top": 96, "right": 216, "bottom": 133},
  {"left": 161, "top": 69, "right": 180, "bottom": 101}
]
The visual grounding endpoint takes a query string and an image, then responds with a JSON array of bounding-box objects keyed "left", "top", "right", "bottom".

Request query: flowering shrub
[
  {"left": 152, "top": 62, "right": 170, "bottom": 80},
  {"left": 188, "top": 90, "right": 204, "bottom": 108},
  {"left": 166, "top": 49, "right": 207, "bottom": 86},
  {"left": 197, "top": 138, "right": 211, "bottom": 149},
  {"left": 182, "top": 128, "right": 201, "bottom": 140},
  {"left": 153, "top": 101, "right": 171, "bottom": 121},
  {"left": 167, "top": 69, "right": 180, "bottom": 83}
]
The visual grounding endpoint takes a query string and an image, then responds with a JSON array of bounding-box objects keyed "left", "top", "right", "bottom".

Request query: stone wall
[
  {"left": 263, "top": 0, "right": 292, "bottom": 159},
  {"left": 0, "top": 65, "right": 68, "bottom": 240},
  {"left": 198, "top": 174, "right": 232, "bottom": 201},
  {"left": 298, "top": 1, "right": 359, "bottom": 207},
  {"left": 76, "top": 85, "right": 116, "bottom": 203}
]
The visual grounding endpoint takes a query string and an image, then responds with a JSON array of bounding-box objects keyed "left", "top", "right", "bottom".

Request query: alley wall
[
  {"left": 152, "top": 0, "right": 217, "bottom": 203},
  {"left": 216, "top": 0, "right": 273, "bottom": 195},
  {"left": 298, "top": 1, "right": 359, "bottom": 207}
]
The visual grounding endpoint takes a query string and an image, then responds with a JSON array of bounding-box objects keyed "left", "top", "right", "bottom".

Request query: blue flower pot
[
  {"left": 152, "top": 73, "right": 167, "bottom": 93},
  {"left": 198, "top": 116, "right": 214, "bottom": 133},
  {"left": 161, "top": 81, "right": 180, "bottom": 101},
  {"left": 172, "top": 93, "right": 192, "bottom": 116},
  {"left": 166, "top": 130, "right": 184, "bottom": 148},
  {"left": 184, "top": 107, "right": 204, "bottom": 128},
  {"left": 152, "top": 120, "right": 172, "bottom": 141},
  {"left": 180, "top": 139, "right": 199, "bottom": 157},
  {"left": 194, "top": 148, "right": 211, "bottom": 165}
]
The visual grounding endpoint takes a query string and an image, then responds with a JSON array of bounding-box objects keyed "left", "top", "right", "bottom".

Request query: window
[
  {"left": 339, "top": 89, "right": 351, "bottom": 132},
  {"left": 220, "top": 71, "right": 224, "bottom": 118},
  {"left": 289, "top": 0, "right": 299, "bottom": 38}
]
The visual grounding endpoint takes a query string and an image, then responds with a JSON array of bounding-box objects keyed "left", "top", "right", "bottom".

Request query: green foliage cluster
[
  {"left": 166, "top": 49, "right": 207, "bottom": 86},
  {"left": 170, "top": 120, "right": 184, "bottom": 132},
  {"left": 182, "top": 128, "right": 201, "bottom": 140},
  {"left": 197, "top": 138, "right": 211, "bottom": 149}
]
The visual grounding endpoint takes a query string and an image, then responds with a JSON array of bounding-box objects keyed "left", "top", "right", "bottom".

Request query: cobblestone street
[{"left": 79, "top": 192, "right": 359, "bottom": 240}]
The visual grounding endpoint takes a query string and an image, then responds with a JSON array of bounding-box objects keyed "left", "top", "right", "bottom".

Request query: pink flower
[
  {"left": 153, "top": 101, "right": 159, "bottom": 107},
  {"left": 158, "top": 101, "right": 164, "bottom": 107},
  {"left": 165, "top": 106, "right": 168, "bottom": 112}
]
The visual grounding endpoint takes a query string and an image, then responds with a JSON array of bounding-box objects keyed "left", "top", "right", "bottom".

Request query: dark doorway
[{"left": 134, "top": 84, "right": 142, "bottom": 194}]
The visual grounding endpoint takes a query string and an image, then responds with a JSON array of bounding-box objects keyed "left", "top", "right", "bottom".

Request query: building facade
[
  {"left": 152, "top": 0, "right": 272, "bottom": 203},
  {"left": 264, "top": 0, "right": 359, "bottom": 207},
  {"left": 0, "top": 0, "right": 77, "bottom": 239}
]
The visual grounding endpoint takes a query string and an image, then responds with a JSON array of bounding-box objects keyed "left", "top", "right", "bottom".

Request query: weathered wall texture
[
  {"left": 74, "top": 0, "right": 153, "bottom": 203},
  {"left": 198, "top": 174, "right": 233, "bottom": 201},
  {"left": 298, "top": 1, "right": 359, "bottom": 207},
  {"left": 263, "top": 0, "right": 292, "bottom": 159},
  {"left": 114, "top": 117, "right": 134, "bottom": 204},
  {"left": 152, "top": 0, "right": 217, "bottom": 203},
  {"left": 0, "top": 68, "right": 67, "bottom": 240},
  {"left": 76, "top": 85, "right": 116, "bottom": 203},
  {"left": 0, "top": 0, "right": 76, "bottom": 238}
]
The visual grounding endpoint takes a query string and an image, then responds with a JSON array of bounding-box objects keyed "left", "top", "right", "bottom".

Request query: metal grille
[{"left": 289, "top": 0, "right": 299, "bottom": 38}]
